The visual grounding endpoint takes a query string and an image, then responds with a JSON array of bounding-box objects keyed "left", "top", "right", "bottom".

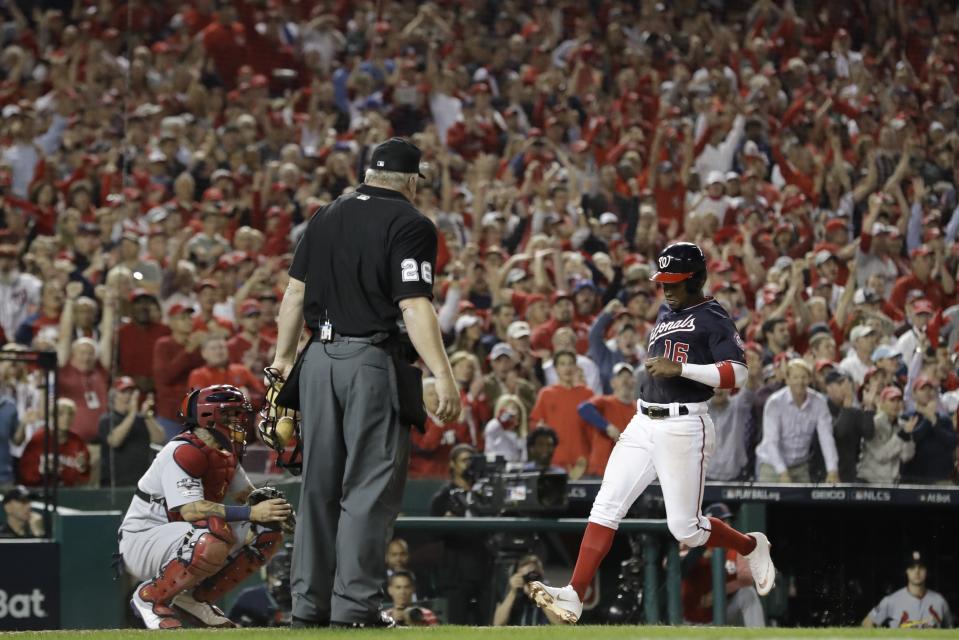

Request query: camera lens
[
  {"left": 523, "top": 571, "right": 543, "bottom": 583},
  {"left": 407, "top": 607, "right": 424, "bottom": 623}
]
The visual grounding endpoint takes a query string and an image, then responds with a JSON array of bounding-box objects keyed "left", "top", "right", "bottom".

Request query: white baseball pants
[{"left": 589, "top": 404, "right": 716, "bottom": 547}]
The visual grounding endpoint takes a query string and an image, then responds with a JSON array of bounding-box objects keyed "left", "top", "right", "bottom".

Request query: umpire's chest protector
[{"left": 172, "top": 433, "right": 237, "bottom": 502}]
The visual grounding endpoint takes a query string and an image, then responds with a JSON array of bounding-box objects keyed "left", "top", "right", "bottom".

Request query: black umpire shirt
[{"left": 289, "top": 184, "right": 438, "bottom": 335}]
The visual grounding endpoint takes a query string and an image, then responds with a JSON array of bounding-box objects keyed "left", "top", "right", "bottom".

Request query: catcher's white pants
[
  {"left": 589, "top": 402, "right": 716, "bottom": 547},
  {"left": 119, "top": 521, "right": 251, "bottom": 582}
]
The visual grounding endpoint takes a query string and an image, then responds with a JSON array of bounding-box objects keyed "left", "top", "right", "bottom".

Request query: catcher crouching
[{"left": 116, "top": 385, "right": 295, "bottom": 629}]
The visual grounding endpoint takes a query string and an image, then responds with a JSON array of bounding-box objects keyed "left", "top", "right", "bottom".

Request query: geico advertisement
[{"left": 0, "top": 540, "right": 60, "bottom": 630}]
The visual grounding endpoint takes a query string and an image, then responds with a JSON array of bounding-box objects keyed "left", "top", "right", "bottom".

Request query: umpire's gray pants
[{"left": 291, "top": 339, "right": 410, "bottom": 623}]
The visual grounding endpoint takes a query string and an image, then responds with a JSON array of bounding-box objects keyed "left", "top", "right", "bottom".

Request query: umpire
[{"left": 270, "top": 137, "right": 460, "bottom": 628}]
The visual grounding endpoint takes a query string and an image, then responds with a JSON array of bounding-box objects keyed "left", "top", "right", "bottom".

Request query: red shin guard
[
  {"left": 704, "top": 516, "right": 757, "bottom": 555},
  {"left": 193, "top": 530, "right": 283, "bottom": 603},
  {"left": 138, "top": 527, "right": 232, "bottom": 628},
  {"left": 570, "top": 522, "right": 616, "bottom": 600}
]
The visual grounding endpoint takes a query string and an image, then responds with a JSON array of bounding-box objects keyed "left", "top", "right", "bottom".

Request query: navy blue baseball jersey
[{"left": 639, "top": 298, "right": 746, "bottom": 404}]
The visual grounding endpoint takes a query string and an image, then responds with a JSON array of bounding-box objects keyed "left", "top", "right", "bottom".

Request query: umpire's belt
[
  {"left": 314, "top": 331, "right": 391, "bottom": 345},
  {"left": 638, "top": 400, "right": 708, "bottom": 419}
]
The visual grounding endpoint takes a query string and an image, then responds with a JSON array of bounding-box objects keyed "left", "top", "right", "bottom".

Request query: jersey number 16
[{"left": 662, "top": 339, "right": 689, "bottom": 363}]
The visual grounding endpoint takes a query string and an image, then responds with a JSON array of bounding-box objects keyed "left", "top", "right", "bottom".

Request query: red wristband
[{"left": 717, "top": 361, "right": 735, "bottom": 389}]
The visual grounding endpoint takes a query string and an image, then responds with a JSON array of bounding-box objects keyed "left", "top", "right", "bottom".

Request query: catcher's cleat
[
  {"left": 130, "top": 581, "right": 183, "bottom": 629},
  {"left": 172, "top": 592, "right": 236, "bottom": 628},
  {"left": 746, "top": 532, "right": 776, "bottom": 596},
  {"left": 527, "top": 582, "right": 581, "bottom": 624},
  {"left": 132, "top": 520, "right": 233, "bottom": 629}
]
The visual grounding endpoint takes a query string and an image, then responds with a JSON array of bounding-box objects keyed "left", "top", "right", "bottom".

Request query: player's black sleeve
[
  {"left": 389, "top": 215, "right": 437, "bottom": 302},
  {"left": 707, "top": 306, "right": 746, "bottom": 364}
]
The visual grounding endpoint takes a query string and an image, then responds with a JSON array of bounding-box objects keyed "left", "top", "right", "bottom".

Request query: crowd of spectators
[{"left": 0, "top": 0, "right": 958, "bottom": 491}]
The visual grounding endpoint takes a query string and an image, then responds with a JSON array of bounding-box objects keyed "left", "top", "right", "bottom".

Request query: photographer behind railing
[
  {"left": 383, "top": 571, "right": 437, "bottom": 627},
  {"left": 432, "top": 445, "right": 569, "bottom": 518},
  {"left": 428, "top": 444, "right": 486, "bottom": 624},
  {"left": 493, "top": 554, "right": 560, "bottom": 626},
  {"left": 430, "top": 443, "right": 477, "bottom": 517}
]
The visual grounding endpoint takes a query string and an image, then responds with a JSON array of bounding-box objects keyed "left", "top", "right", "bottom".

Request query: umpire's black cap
[{"left": 370, "top": 137, "right": 426, "bottom": 178}]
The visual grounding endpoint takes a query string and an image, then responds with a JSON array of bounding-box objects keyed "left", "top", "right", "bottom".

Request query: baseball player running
[
  {"left": 118, "top": 385, "right": 294, "bottom": 629},
  {"left": 529, "top": 242, "right": 775, "bottom": 623}
]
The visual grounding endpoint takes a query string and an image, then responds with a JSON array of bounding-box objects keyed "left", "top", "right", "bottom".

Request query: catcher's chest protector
[{"left": 174, "top": 433, "right": 237, "bottom": 502}]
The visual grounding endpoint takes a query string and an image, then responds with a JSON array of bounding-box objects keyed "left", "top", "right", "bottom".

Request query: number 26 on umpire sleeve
[
  {"left": 662, "top": 339, "right": 689, "bottom": 363},
  {"left": 400, "top": 259, "right": 433, "bottom": 284}
]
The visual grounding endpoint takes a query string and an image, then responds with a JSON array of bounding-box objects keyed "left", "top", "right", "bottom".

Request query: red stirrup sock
[
  {"left": 570, "top": 522, "right": 616, "bottom": 600},
  {"left": 705, "top": 516, "right": 757, "bottom": 555}
]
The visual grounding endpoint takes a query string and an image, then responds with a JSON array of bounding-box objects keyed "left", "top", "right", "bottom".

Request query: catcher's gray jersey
[{"left": 119, "top": 440, "right": 250, "bottom": 534}]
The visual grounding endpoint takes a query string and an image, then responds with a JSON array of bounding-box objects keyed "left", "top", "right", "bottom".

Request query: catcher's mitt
[
  {"left": 258, "top": 368, "right": 303, "bottom": 475},
  {"left": 247, "top": 485, "right": 296, "bottom": 534}
]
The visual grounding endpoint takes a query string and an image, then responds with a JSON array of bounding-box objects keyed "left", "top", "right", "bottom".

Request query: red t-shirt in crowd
[
  {"left": 653, "top": 180, "right": 686, "bottom": 234},
  {"left": 408, "top": 416, "right": 474, "bottom": 478},
  {"left": 510, "top": 291, "right": 536, "bottom": 321},
  {"left": 530, "top": 384, "right": 594, "bottom": 469},
  {"left": 19, "top": 431, "right": 91, "bottom": 487},
  {"left": 118, "top": 321, "right": 171, "bottom": 379},
  {"left": 153, "top": 336, "right": 206, "bottom": 421},
  {"left": 187, "top": 364, "right": 265, "bottom": 395},
  {"left": 227, "top": 333, "right": 275, "bottom": 366},
  {"left": 530, "top": 319, "right": 590, "bottom": 355},
  {"left": 58, "top": 363, "right": 109, "bottom": 442},
  {"left": 200, "top": 21, "right": 245, "bottom": 87},
  {"left": 585, "top": 394, "right": 637, "bottom": 477}
]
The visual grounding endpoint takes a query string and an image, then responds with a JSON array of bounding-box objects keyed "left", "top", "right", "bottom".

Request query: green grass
[{"left": 9, "top": 626, "right": 957, "bottom": 639}]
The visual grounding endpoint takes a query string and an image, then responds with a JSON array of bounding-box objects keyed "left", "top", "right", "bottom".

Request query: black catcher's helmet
[{"left": 650, "top": 242, "right": 707, "bottom": 292}]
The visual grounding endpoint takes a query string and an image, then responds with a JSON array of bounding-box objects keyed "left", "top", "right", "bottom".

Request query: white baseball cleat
[
  {"left": 130, "top": 581, "right": 183, "bottom": 630},
  {"left": 746, "top": 532, "right": 776, "bottom": 596},
  {"left": 172, "top": 592, "right": 237, "bottom": 628},
  {"left": 527, "top": 582, "right": 582, "bottom": 624}
]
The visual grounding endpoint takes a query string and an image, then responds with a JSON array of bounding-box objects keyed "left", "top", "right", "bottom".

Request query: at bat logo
[{"left": 0, "top": 589, "right": 47, "bottom": 618}]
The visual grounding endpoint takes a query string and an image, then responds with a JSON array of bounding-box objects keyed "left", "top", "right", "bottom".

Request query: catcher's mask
[
  {"left": 180, "top": 385, "right": 253, "bottom": 459},
  {"left": 258, "top": 367, "right": 303, "bottom": 475}
]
